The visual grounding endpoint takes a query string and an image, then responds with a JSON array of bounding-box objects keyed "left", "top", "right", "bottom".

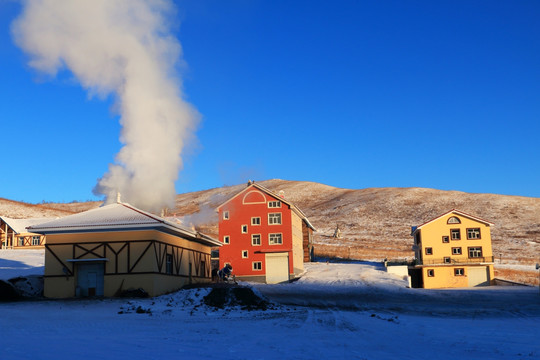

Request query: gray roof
[
  {"left": 0, "top": 216, "right": 56, "bottom": 234},
  {"left": 27, "top": 203, "right": 221, "bottom": 247}
]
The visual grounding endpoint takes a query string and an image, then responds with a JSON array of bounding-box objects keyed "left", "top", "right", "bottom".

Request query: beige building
[
  {"left": 28, "top": 202, "right": 221, "bottom": 298},
  {"left": 410, "top": 209, "right": 495, "bottom": 289}
]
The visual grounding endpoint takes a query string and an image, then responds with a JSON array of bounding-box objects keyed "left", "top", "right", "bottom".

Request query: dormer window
[{"left": 447, "top": 216, "right": 461, "bottom": 224}]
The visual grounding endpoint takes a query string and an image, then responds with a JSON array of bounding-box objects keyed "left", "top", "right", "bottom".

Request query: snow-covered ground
[
  {"left": 0, "top": 249, "right": 44, "bottom": 280},
  {"left": 1, "top": 250, "right": 539, "bottom": 359}
]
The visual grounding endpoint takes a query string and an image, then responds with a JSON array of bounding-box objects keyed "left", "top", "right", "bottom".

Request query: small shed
[{"left": 28, "top": 202, "right": 221, "bottom": 298}]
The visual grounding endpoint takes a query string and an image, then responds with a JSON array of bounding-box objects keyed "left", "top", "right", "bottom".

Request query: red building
[{"left": 217, "top": 182, "right": 315, "bottom": 283}]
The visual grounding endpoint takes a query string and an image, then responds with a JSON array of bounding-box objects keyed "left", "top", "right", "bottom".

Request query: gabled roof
[
  {"left": 413, "top": 209, "right": 494, "bottom": 233},
  {"left": 216, "top": 182, "right": 316, "bottom": 231},
  {"left": 0, "top": 216, "right": 56, "bottom": 234},
  {"left": 27, "top": 202, "right": 221, "bottom": 247}
]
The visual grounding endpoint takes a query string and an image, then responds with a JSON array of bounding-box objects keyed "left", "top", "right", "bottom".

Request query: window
[
  {"left": 467, "top": 228, "right": 481, "bottom": 239},
  {"left": 425, "top": 247, "right": 433, "bottom": 255},
  {"left": 18, "top": 237, "right": 25, "bottom": 246},
  {"left": 452, "top": 247, "right": 462, "bottom": 255},
  {"left": 251, "top": 217, "right": 261, "bottom": 225},
  {"left": 444, "top": 257, "right": 451, "bottom": 264},
  {"left": 447, "top": 216, "right": 461, "bottom": 224},
  {"left": 32, "top": 236, "right": 40, "bottom": 246},
  {"left": 200, "top": 261, "right": 206, "bottom": 277},
  {"left": 269, "top": 233, "right": 282, "bottom": 245},
  {"left": 166, "top": 254, "right": 173, "bottom": 274},
  {"left": 468, "top": 247, "right": 483, "bottom": 258},
  {"left": 450, "top": 229, "right": 461, "bottom": 240},
  {"left": 268, "top": 200, "right": 281, "bottom": 208},
  {"left": 223, "top": 236, "right": 230, "bottom": 244},
  {"left": 427, "top": 269, "right": 435, "bottom": 277},
  {"left": 454, "top": 268, "right": 464, "bottom": 276},
  {"left": 223, "top": 211, "right": 229, "bottom": 220},
  {"left": 442, "top": 236, "right": 449, "bottom": 243},
  {"left": 268, "top": 213, "right": 282, "bottom": 225},
  {"left": 241, "top": 225, "right": 248, "bottom": 233},
  {"left": 242, "top": 250, "right": 248, "bottom": 259},
  {"left": 253, "top": 262, "right": 262, "bottom": 271},
  {"left": 251, "top": 234, "right": 261, "bottom": 246}
]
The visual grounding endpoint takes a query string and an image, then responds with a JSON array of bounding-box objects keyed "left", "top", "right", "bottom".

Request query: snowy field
[{"left": 1, "top": 250, "right": 540, "bottom": 359}]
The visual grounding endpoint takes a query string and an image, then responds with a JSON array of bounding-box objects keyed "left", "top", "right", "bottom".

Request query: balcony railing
[{"left": 416, "top": 256, "right": 494, "bottom": 266}]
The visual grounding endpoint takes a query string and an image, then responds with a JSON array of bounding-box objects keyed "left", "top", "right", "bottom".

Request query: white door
[
  {"left": 468, "top": 266, "right": 489, "bottom": 287},
  {"left": 265, "top": 253, "right": 289, "bottom": 284}
]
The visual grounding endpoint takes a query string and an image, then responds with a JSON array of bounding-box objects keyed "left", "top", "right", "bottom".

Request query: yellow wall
[
  {"left": 44, "top": 229, "right": 212, "bottom": 298},
  {"left": 416, "top": 212, "right": 494, "bottom": 289},
  {"left": 421, "top": 265, "right": 495, "bottom": 289}
]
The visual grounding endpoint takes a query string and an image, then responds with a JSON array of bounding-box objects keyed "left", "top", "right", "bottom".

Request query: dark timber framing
[{"left": 45, "top": 239, "right": 211, "bottom": 280}]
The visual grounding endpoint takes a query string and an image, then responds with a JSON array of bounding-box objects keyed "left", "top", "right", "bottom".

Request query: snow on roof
[
  {"left": 216, "top": 182, "right": 317, "bottom": 231},
  {"left": 0, "top": 216, "right": 57, "bottom": 234},
  {"left": 413, "top": 209, "right": 494, "bottom": 233},
  {"left": 27, "top": 203, "right": 221, "bottom": 247}
]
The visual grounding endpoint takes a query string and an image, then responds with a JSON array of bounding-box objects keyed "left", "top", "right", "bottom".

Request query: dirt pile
[{"left": 203, "top": 286, "right": 272, "bottom": 310}]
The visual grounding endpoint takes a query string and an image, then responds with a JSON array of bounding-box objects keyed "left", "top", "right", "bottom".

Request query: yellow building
[
  {"left": 410, "top": 209, "right": 494, "bottom": 289},
  {"left": 28, "top": 202, "right": 221, "bottom": 298},
  {"left": 0, "top": 216, "right": 50, "bottom": 249}
]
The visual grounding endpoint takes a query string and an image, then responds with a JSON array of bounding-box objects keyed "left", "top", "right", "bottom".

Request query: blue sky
[{"left": 1, "top": 0, "right": 539, "bottom": 203}]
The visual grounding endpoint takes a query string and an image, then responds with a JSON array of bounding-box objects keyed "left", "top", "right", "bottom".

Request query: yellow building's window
[
  {"left": 452, "top": 247, "right": 462, "bottom": 255},
  {"left": 467, "top": 228, "right": 481, "bottom": 239},
  {"left": 450, "top": 229, "right": 461, "bottom": 240},
  {"left": 454, "top": 268, "right": 464, "bottom": 276},
  {"left": 447, "top": 216, "right": 461, "bottom": 224},
  {"left": 427, "top": 269, "right": 435, "bottom": 277},
  {"left": 442, "top": 236, "right": 449, "bottom": 243},
  {"left": 425, "top": 247, "right": 433, "bottom": 255},
  {"left": 468, "top": 247, "right": 483, "bottom": 258}
]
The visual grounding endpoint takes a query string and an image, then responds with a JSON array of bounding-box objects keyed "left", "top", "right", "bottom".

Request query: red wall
[{"left": 218, "top": 187, "right": 294, "bottom": 278}]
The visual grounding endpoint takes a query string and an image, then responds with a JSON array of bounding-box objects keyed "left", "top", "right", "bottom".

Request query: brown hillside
[
  {"left": 2, "top": 180, "right": 538, "bottom": 283},
  {"left": 169, "top": 179, "right": 540, "bottom": 268}
]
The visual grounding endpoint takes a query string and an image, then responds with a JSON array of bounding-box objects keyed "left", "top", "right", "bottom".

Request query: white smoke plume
[{"left": 12, "top": 0, "right": 198, "bottom": 212}]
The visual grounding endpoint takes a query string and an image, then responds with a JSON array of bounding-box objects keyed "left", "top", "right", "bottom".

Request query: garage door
[
  {"left": 468, "top": 266, "right": 490, "bottom": 287},
  {"left": 265, "top": 253, "right": 289, "bottom": 284},
  {"left": 77, "top": 262, "right": 105, "bottom": 297}
]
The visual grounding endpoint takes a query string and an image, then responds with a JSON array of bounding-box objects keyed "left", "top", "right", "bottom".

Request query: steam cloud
[{"left": 12, "top": 0, "right": 198, "bottom": 212}]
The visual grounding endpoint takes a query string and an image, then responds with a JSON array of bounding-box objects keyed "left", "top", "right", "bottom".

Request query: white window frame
[
  {"left": 427, "top": 269, "right": 435, "bottom": 277},
  {"left": 32, "top": 236, "right": 40, "bottom": 246},
  {"left": 223, "top": 235, "right": 230, "bottom": 244},
  {"left": 269, "top": 233, "right": 283, "bottom": 245},
  {"left": 268, "top": 200, "right": 281, "bottom": 208},
  {"left": 452, "top": 247, "right": 462, "bottom": 255},
  {"left": 242, "top": 250, "right": 248, "bottom": 259},
  {"left": 241, "top": 225, "right": 248, "bottom": 233},
  {"left": 454, "top": 268, "right": 464, "bottom": 276},
  {"left": 252, "top": 261, "right": 262, "bottom": 271},
  {"left": 18, "top": 237, "right": 25, "bottom": 246},
  {"left": 223, "top": 211, "right": 229, "bottom": 220},
  {"left": 268, "top": 213, "right": 282, "bottom": 225},
  {"left": 251, "top": 234, "right": 261, "bottom": 246},
  {"left": 251, "top": 217, "right": 261, "bottom": 225}
]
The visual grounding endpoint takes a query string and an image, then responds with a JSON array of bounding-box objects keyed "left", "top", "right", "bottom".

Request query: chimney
[
  {"left": 116, "top": 192, "right": 121, "bottom": 203},
  {"left": 278, "top": 190, "right": 285, "bottom": 198}
]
